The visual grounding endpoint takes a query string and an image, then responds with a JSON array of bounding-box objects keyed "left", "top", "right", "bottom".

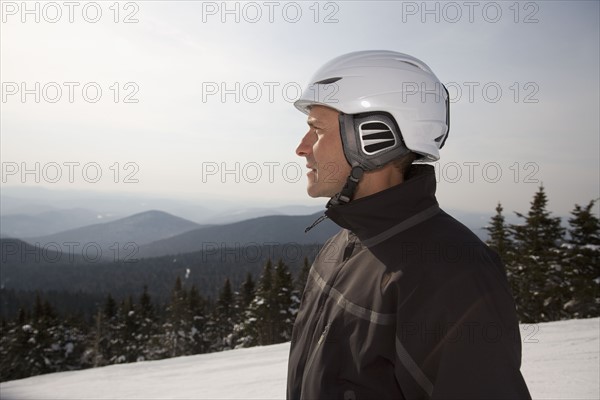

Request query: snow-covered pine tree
[
  {"left": 105, "top": 294, "right": 117, "bottom": 319},
  {"left": 288, "top": 256, "right": 311, "bottom": 331},
  {"left": 484, "top": 203, "right": 524, "bottom": 314},
  {"left": 231, "top": 273, "right": 256, "bottom": 348},
  {"left": 509, "top": 185, "right": 565, "bottom": 322},
  {"left": 0, "top": 316, "right": 13, "bottom": 382},
  {"left": 485, "top": 203, "right": 513, "bottom": 262},
  {"left": 238, "top": 272, "right": 256, "bottom": 311},
  {"left": 187, "top": 284, "right": 210, "bottom": 355},
  {"left": 136, "top": 286, "right": 161, "bottom": 361},
  {"left": 84, "top": 310, "right": 105, "bottom": 368},
  {"left": 0, "top": 295, "right": 88, "bottom": 380},
  {"left": 235, "top": 259, "right": 274, "bottom": 347},
  {"left": 272, "top": 259, "right": 296, "bottom": 343},
  {"left": 208, "top": 278, "right": 235, "bottom": 351},
  {"left": 0, "top": 308, "right": 33, "bottom": 381},
  {"left": 101, "top": 294, "right": 118, "bottom": 364},
  {"left": 110, "top": 296, "right": 142, "bottom": 363},
  {"left": 26, "top": 295, "right": 56, "bottom": 376},
  {"left": 295, "top": 256, "right": 311, "bottom": 295},
  {"left": 47, "top": 313, "right": 87, "bottom": 373},
  {"left": 162, "top": 276, "right": 192, "bottom": 357},
  {"left": 561, "top": 199, "right": 600, "bottom": 318},
  {"left": 83, "top": 294, "right": 117, "bottom": 367}
]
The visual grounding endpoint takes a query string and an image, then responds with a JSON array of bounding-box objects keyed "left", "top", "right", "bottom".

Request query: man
[{"left": 287, "top": 51, "right": 531, "bottom": 399}]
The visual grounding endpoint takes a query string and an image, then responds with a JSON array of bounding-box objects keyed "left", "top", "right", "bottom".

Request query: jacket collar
[{"left": 325, "top": 164, "right": 439, "bottom": 246}]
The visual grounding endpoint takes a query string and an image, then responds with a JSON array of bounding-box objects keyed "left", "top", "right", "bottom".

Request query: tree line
[
  {"left": 0, "top": 258, "right": 310, "bottom": 382},
  {"left": 485, "top": 186, "right": 598, "bottom": 322},
  {"left": 0, "top": 241, "right": 322, "bottom": 316}
]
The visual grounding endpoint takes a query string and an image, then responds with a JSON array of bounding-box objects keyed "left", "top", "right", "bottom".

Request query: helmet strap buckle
[{"left": 327, "top": 166, "right": 364, "bottom": 208}]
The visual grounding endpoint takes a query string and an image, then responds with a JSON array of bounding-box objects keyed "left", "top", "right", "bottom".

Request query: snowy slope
[{"left": 1, "top": 318, "right": 598, "bottom": 400}]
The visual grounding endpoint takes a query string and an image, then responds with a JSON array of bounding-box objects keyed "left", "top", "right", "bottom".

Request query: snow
[
  {"left": 520, "top": 318, "right": 599, "bottom": 400},
  {"left": 1, "top": 318, "right": 598, "bottom": 400}
]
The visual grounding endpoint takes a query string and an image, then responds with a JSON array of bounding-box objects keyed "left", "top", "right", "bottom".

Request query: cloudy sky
[{"left": 1, "top": 0, "right": 598, "bottom": 217}]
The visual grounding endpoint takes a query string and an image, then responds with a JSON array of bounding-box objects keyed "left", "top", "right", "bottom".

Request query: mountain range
[
  {"left": 11, "top": 210, "right": 337, "bottom": 260},
  {"left": 0, "top": 208, "right": 119, "bottom": 238},
  {"left": 0, "top": 186, "right": 325, "bottom": 227},
  {"left": 136, "top": 213, "right": 338, "bottom": 258},
  {"left": 21, "top": 210, "right": 203, "bottom": 260},
  {"left": 2, "top": 186, "right": 500, "bottom": 261}
]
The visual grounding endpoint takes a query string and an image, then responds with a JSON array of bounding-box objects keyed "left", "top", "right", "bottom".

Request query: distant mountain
[
  {"left": 200, "top": 205, "right": 325, "bottom": 224},
  {"left": 137, "top": 212, "right": 338, "bottom": 258},
  {"left": 23, "top": 210, "right": 203, "bottom": 260},
  {"left": 0, "top": 186, "right": 327, "bottom": 225},
  {"left": 0, "top": 208, "right": 119, "bottom": 238}
]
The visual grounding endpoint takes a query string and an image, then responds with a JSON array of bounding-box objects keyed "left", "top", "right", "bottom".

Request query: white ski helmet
[{"left": 295, "top": 50, "right": 450, "bottom": 166}]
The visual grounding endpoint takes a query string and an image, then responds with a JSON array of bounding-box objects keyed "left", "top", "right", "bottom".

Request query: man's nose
[{"left": 296, "top": 132, "right": 312, "bottom": 157}]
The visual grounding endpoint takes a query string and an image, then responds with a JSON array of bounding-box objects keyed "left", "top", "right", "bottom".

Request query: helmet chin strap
[
  {"left": 304, "top": 166, "right": 365, "bottom": 233},
  {"left": 326, "top": 166, "right": 365, "bottom": 208}
]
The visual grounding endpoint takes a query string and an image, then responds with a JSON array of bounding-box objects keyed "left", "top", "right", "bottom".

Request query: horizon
[{"left": 1, "top": 181, "right": 597, "bottom": 220}]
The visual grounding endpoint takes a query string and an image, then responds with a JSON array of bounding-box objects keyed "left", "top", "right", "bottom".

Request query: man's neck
[{"left": 353, "top": 163, "right": 405, "bottom": 200}]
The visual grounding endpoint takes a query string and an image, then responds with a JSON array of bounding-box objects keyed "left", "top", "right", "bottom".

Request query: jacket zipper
[
  {"left": 301, "top": 323, "right": 330, "bottom": 386},
  {"left": 300, "top": 234, "right": 357, "bottom": 393}
]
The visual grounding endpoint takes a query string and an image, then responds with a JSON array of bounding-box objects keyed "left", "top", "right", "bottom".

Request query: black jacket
[{"left": 287, "top": 164, "right": 531, "bottom": 399}]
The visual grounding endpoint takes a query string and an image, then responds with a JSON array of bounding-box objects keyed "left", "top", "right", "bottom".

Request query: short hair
[{"left": 391, "top": 152, "right": 417, "bottom": 178}]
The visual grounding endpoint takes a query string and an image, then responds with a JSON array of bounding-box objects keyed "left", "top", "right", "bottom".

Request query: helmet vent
[
  {"left": 314, "top": 77, "right": 342, "bottom": 85},
  {"left": 359, "top": 121, "right": 397, "bottom": 154}
]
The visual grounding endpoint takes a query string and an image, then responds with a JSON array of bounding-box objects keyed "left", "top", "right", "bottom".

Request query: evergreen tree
[
  {"left": 208, "top": 278, "right": 236, "bottom": 351},
  {"left": 292, "top": 256, "right": 312, "bottom": 323},
  {"left": 561, "top": 200, "right": 600, "bottom": 318},
  {"left": 485, "top": 203, "right": 513, "bottom": 262},
  {"left": 26, "top": 295, "right": 56, "bottom": 376},
  {"left": 44, "top": 313, "right": 87, "bottom": 373},
  {"left": 136, "top": 286, "right": 161, "bottom": 361},
  {"left": 0, "top": 295, "right": 88, "bottom": 380},
  {"left": 110, "top": 297, "right": 139, "bottom": 363},
  {"left": 485, "top": 203, "right": 522, "bottom": 313},
  {"left": 272, "top": 259, "right": 297, "bottom": 343},
  {"left": 162, "top": 277, "right": 191, "bottom": 357},
  {"left": 104, "top": 293, "right": 117, "bottom": 320},
  {"left": 85, "top": 310, "right": 106, "bottom": 368},
  {"left": 568, "top": 200, "right": 600, "bottom": 246},
  {"left": 0, "top": 308, "right": 34, "bottom": 381},
  {"left": 235, "top": 259, "right": 274, "bottom": 347},
  {"left": 239, "top": 272, "right": 256, "bottom": 311},
  {"left": 256, "top": 259, "right": 276, "bottom": 345},
  {"left": 88, "top": 293, "right": 120, "bottom": 366},
  {"left": 187, "top": 285, "right": 209, "bottom": 355},
  {"left": 231, "top": 274, "right": 255, "bottom": 349},
  {"left": 509, "top": 185, "right": 565, "bottom": 322}
]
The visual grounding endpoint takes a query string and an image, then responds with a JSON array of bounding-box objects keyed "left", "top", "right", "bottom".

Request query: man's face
[{"left": 296, "top": 105, "right": 351, "bottom": 198}]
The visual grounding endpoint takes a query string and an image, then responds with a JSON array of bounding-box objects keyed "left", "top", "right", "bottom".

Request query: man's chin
[
  {"left": 306, "top": 186, "right": 321, "bottom": 198},
  {"left": 306, "top": 184, "right": 335, "bottom": 199},
  {"left": 306, "top": 183, "right": 323, "bottom": 198}
]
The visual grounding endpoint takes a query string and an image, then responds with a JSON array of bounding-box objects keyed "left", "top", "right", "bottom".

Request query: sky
[
  {"left": 1, "top": 317, "right": 599, "bottom": 399},
  {"left": 1, "top": 0, "right": 599, "bottom": 217}
]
